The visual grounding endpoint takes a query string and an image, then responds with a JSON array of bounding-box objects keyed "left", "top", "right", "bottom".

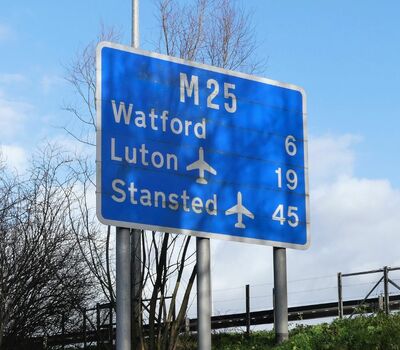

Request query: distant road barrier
[{"left": 17, "top": 294, "right": 400, "bottom": 348}]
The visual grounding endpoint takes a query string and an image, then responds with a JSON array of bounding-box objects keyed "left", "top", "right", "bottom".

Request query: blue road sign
[{"left": 96, "top": 42, "right": 310, "bottom": 249}]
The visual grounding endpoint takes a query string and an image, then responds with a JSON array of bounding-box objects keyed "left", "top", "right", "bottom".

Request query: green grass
[
  {"left": 211, "top": 331, "right": 276, "bottom": 350},
  {"left": 279, "top": 313, "right": 400, "bottom": 350},
  {"left": 177, "top": 313, "right": 400, "bottom": 350}
]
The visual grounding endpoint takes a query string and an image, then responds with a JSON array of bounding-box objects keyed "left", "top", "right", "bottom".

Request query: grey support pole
[
  {"left": 337, "top": 272, "right": 343, "bottom": 319},
  {"left": 383, "top": 266, "right": 389, "bottom": 314},
  {"left": 273, "top": 247, "right": 288, "bottom": 344},
  {"left": 131, "top": 230, "right": 142, "bottom": 347},
  {"left": 245, "top": 284, "right": 250, "bottom": 336},
  {"left": 132, "top": 0, "right": 139, "bottom": 47},
  {"left": 116, "top": 227, "right": 131, "bottom": 350},
  {"left": 115, "top": 3, "right": 140, "bottom": 349},
  {"left": 196, "top": 237, "right": 212, "bottom": 350},
  {"left": 131, "top": 1, "right": 142, "bottom": 348}
]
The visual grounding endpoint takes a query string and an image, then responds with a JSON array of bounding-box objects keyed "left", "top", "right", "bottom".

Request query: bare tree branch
[{"left": 0, "top": 146, "right": 94, "bottom": 347}]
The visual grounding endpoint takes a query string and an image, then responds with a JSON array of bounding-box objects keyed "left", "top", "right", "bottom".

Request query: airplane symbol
[
  {"left": 186, "top": 147, "right": 217, "bottom": 185},
  {"left": 225, "top": 192, "right": 255, "bottom": 229}
]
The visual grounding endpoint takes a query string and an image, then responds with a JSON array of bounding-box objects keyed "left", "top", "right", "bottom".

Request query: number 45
[{"left": 272, "top": 205, "right": 299, "bottom": 227}]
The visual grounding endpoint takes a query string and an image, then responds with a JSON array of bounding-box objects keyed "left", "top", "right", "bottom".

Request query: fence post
[
  {"left": 185, "top": 317, "right": 190, "bottom": 335},
  {"left": 83, "top": 308, "right": 87, "bottom": 350},
  {"left": 378, "top": 294, "right": 384, "bottom": 312},
  {"left": 383, "top": 266, "right": 390, "bottom": 314},
  {"left": 337, "top": 272, "right": 343, "bottom": 319},
  {"left": 272, "top": 287, "right": 275, "bottom": 321},
  {"left": 245, "top": 284, "right": 250, "bottom": 337},
  {"left": 61, "top": 312, "right": 65, "bottom": 350},
  {"left": 97, "top": 303, "right": 101, "bottom": 349},
  {"left": 43, "top": 336, "right": 48, "bottom": 350},
  {"left": 109, "top": 304, "right": 113, "bottom": 347}
]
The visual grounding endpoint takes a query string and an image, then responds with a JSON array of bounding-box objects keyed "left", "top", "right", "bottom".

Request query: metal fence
[{"left": 6, "top": 265, "right": 400, "bottom": 348}]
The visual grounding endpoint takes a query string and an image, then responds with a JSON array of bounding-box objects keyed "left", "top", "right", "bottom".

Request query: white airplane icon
[
  {"left": 186, "top": 147, "right": 217, "bottom": 185},
  {"left": 225, "top": 192, "right": 255, "bottom": 229}
]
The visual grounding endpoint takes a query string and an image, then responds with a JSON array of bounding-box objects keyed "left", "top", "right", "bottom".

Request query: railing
[
  {"left": 337, "top": 266, "right": 400, "bottom": 318},
  {"left": 20, "top": 294, "right": 400, "bottom": 348},
  {"left": 7, "top": 265, "right": 400, "bottom": 348}
]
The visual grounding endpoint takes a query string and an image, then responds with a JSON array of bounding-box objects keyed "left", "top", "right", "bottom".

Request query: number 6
[{"left": 285, "top": 135, "right": 297, "bottom": 156}]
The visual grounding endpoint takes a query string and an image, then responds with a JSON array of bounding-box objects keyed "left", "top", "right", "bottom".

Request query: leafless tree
[
  {"left": 63, "top": 1, "right": 263, "bottom": 348},
  {"left": 0, "top": 147, "right": 94, "bottom": 349},
  {"left": 63, "top": 24, "right": 122, "bottom": 147},
  {"left": 62, "top": 25, "right": 123, "bottom": 313},
  {"left": 140, "top": 232, "right": 197, "bottom": 350},
  {"left": 156, "top": 0, "right": 264, "bottom": 73},
  {"left": 67, "top": 156, "right": 116, "bottom": 306}
]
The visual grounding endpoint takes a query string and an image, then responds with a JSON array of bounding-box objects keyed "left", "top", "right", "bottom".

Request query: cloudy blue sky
[{"left": 1, "top": 0, "right": 400, "bottom": 319}]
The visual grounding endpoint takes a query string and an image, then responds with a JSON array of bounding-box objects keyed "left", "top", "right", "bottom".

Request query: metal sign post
[
  {"left": 115, "top": 2, "right": 140, "bottom": 350},
  {"left": 273, "top": 247, "right": 288, "bottom": 344},
  {"left": 116, "top": 227, "right": 131, "bottom": 350},
  {"left": 196, "top": 237, "right": 212, "bottom": 350},
  {"left": 131, "top": 229, "right": 141, "bottom": 347},
  {"left": 130, "top": 1, "right": 142, "bottom": 348}
]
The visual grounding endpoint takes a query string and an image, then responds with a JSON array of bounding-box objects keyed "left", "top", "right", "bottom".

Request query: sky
[{"left": 1, "top": 0, "right": 400, "bottom": 323}]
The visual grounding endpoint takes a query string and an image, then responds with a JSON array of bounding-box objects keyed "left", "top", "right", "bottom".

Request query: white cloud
[
  {"left": 0, "top": 144, "right": 27, "bottom": 173},
  {"left": 309, "top": 134, "right": 362, "bottom": 187},
  {"left": 302, "top": 175, "right": 400, "bottom": 271},
  {"left": 0, "top": 73, "right": 26, "bottom": 84},
  {"left": 210, "top": 240, "right": 273, "bottom": 314},
  {"left": 40, "top": 74, "right": 64, "bottom": 94},
  {"left": 0, "top": 91, "right": 33, "bottom": 139},
  {"left": 286, "top": 173, "right": 400, "bottom": 307},
  {"left": 46, "top": 133, "right": 95, "bottom": 157}
]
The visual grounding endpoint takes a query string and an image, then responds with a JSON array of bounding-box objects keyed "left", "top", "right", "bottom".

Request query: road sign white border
[{"left": 96, "top": 41, "right": 310, "bottom": 250}]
